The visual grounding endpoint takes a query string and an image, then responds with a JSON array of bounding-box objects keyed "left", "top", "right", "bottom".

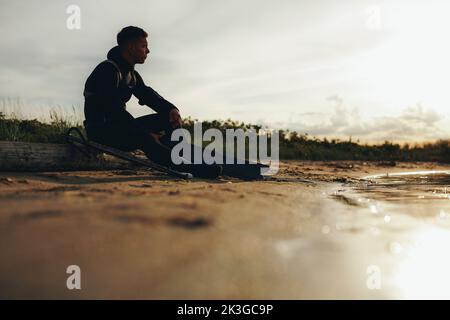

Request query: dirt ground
[{"left": 1, "top": 160, "right": 450, "bottom": 299}]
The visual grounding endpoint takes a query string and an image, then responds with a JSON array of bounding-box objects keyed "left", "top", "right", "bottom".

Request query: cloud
[{"left": 269, "top": 96, "right": 448, "bottom": 142}]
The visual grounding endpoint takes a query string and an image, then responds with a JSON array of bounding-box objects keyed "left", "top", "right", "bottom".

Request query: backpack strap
[
  {"left": 129, "top": 71, "right": 136, "bottom": 87},
  {"left": 105, "top": 59, "right": 136, "bottom": 88},
  {"left": 84, "top": 60, "right": 134, "bottom": 98},
  {"left": 104, "top": 59, "right": 122, "bottom": 87}
]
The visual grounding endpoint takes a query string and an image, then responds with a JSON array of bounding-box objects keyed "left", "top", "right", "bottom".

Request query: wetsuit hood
[{"left": 107, "top": 46, "right": 134, "bottom": 72}]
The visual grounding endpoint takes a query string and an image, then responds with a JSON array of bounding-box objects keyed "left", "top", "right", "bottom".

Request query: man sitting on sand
[{"left": 83, "top": 26, "right": 221, "bottom": 178}]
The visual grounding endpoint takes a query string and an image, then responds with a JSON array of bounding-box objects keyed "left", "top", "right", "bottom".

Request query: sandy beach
[{"left": 1, "top": 160, "right": 450, "bottom": 299}]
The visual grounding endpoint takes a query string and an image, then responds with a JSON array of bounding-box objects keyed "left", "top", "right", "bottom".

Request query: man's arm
[{"left": 132, "top": 71, "right": 178, "bottom": 116}]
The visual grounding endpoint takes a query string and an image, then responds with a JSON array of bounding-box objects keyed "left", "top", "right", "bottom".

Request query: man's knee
[{"left": 134, "top": 113, "right": 169, "bottom": 132}]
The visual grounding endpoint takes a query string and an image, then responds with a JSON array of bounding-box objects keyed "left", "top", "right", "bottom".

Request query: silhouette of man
[{"left": 83, "top": 26, "right": 221, "bottom": 178}]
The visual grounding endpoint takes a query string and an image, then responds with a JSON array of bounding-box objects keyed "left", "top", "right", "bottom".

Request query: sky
[{"left": 1, "top": 0, "right": 450, "bottom": 143}]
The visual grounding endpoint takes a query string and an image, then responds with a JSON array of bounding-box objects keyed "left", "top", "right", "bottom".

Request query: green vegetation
[
  {"left": 184, "top": 118, "right": 450, "bottom": 163},
  {"left": 1, "top": 111, "right": 449, "bottom": 162},
  {"left": 0, "top": 110, "right": 84, "bottom": 144}
]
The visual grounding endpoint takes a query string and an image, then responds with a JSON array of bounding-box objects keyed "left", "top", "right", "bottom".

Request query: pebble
[{"left": 0, "top": 177, "right": 13, "bottom": 183}]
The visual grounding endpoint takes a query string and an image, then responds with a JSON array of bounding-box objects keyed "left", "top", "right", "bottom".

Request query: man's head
[{"left": 117, "top": 26, "right": 149, "bottom": 65}]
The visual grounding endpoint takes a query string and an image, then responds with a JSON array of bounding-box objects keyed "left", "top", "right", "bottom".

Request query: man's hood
[{"left": 107, "top": 46, "right": 134, "bottom": 72}]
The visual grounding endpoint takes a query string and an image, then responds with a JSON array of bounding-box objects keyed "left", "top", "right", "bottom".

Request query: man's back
[{"left": 84, "top": 46, "right": 137, "bottom": 128}]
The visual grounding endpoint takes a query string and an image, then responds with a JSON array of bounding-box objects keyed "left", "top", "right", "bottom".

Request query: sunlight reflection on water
[
  {"left": 358, "top": 170, "right": 450, "bottom": 298},
  {"left": 390, "top": 227, "right": 450, "bottom": 299},
  {"left": 272, "top": 170, "right": 450, "bottom": 298}
]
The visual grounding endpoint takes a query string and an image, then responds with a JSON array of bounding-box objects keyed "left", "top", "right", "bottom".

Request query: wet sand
[{"left": 1, "top": 161, "right": 450, "bottom": 299}]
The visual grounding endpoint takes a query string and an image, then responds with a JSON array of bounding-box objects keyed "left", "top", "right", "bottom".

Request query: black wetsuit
[
  {"left": 83, "top": 46, "right": 179, "bottom": 165},
  {"left": 83, "top": 47, "right": 222, "bottom": 178}
]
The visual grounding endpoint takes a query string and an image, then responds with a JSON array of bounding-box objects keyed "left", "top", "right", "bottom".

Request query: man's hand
[
  {"left": 149, "top": 132, "right": 162, "bottom": 144},
  {"left": 168, "top": 108, "right": 182, "bottom": 128}
]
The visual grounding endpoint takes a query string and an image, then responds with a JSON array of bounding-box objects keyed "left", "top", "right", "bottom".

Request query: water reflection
[
  {"left": 331, "top": 170, "right": 450, "bottom": 298},
  {"left": 359, "top": 170, "right": 450, "bottom": 201},
  {"left": 390, "top": 227, "right": 450, "bottom": 299}
]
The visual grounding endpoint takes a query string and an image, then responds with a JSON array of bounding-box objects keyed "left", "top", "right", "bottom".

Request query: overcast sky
[{"left": 1, "top": 0, "right": 449, "bottom": 142}]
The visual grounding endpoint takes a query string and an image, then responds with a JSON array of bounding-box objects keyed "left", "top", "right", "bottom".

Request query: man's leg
[
  {"left": 84, "top": 119, "right": 220, "bottom": 177},
  {"left": 134, "top": 113, "right": 180, "bottom": 148},
  {"left": 133, "top": 114, "right": 222, "bottom": 178},
  {"left": 133, "top": 115, "right": 267, "bottom": 179},
  {"left": 134, "top": 114, "right": 173, "bottom": 136},
  {"left": 85, "top": 123, "right": 140, "bottom": 152}
]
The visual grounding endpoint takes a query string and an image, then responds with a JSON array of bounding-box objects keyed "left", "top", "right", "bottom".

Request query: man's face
[{"left": 130, "top": 37, "right": 149, "bottom": 64}]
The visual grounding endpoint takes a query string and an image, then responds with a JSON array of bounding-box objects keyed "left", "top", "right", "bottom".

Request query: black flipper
[{"left": 188, "top": 143, "right": 269, "bottom": 180}]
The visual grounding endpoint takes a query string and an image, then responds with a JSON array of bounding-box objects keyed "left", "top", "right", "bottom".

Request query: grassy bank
[
  {"left": 0, "top": 111, "right": 83, "bottom": 144},
  {"left": 1, "top": 111, "right": 449, "bottom": 162}
]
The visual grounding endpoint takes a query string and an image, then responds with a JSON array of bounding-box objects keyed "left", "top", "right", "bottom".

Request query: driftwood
[{"left": 0, "top": 141, "right": 136, "bottom": 171}]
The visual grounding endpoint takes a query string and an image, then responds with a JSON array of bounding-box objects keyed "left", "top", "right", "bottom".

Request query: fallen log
[{"left": 0, "top": 141, "right": 135, "bottom": 171}]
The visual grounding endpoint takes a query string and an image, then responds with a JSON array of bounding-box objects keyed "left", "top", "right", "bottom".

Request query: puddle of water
[
  {"left": 357, "top": 171, "right": 450, "bottom": 202},
  {"left": 273, "top": 170, "right": 450, "bottom": 299},
  {"left": 340, "top": 170, "right": 450, "bottom": 298}
]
